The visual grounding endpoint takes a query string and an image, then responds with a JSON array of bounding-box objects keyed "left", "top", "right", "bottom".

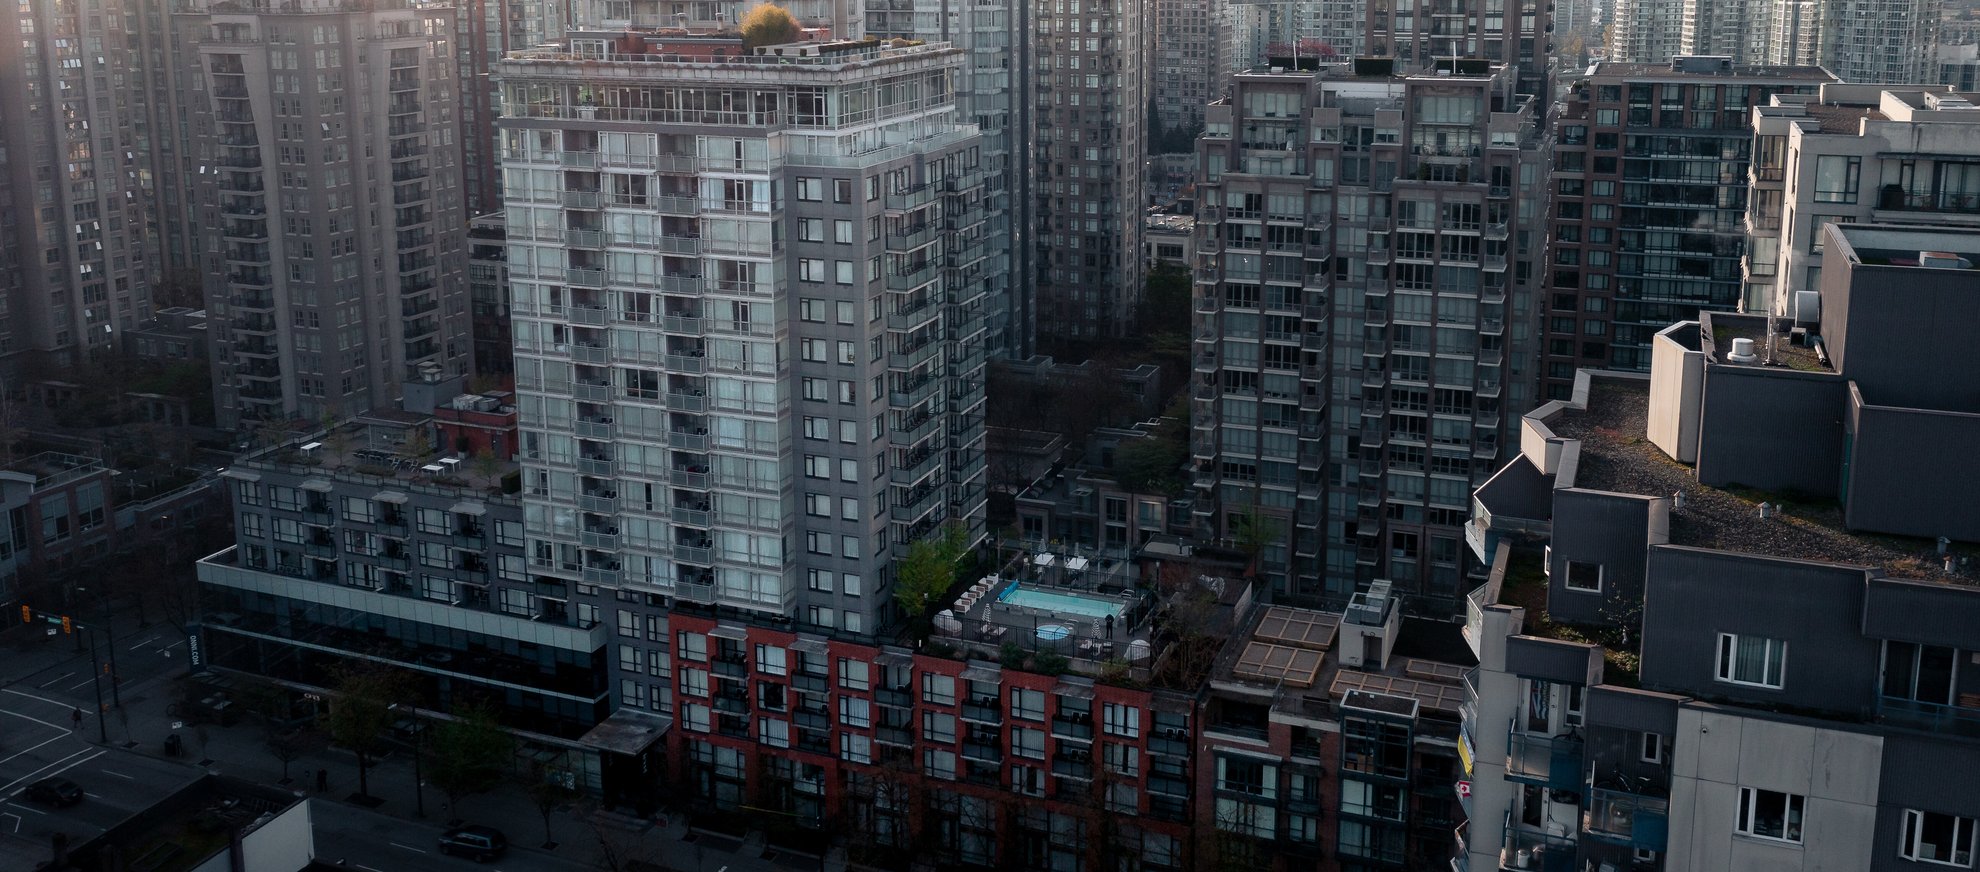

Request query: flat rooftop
[
  {"left": 1210, "top": 603, "right": 1474, "bottom": 724},
  {"left": 1799, "top": 102, "right": 1881, "bottom": 132},
  {"left": 1587, "top": 62, "right": 1836, "bottom": 81},
  {"left": 1549, "top": 377, "right": 1964, "bottom": 583},
  {"left": 239, "top": 417, "right": 518, "bottom": 496}
]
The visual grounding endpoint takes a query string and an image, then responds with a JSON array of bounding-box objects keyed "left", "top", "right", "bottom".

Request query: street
[{"left": 0, "top": 615, "right": 832, "bottom": 872}]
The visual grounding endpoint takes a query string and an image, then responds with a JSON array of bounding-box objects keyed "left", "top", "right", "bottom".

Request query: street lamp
[{"left": 75, "top": 586, "right": 120, "bottom": 709}]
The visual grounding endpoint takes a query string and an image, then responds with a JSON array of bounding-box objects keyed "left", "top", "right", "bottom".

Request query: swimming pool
[{"left": 999, "top": 582, "right": 1128, "bottom": 622}]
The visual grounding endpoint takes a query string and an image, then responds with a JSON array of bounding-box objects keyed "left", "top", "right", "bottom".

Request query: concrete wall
[
  {"left": 1666, "top": 706, "right": 1881, "bottom": 872},
  {"left": 1842, "top": 392, "right": 1980, "bottom": 542},
  {"left": 1649, "top": 322, "right": 1705, "bottom": 463},
  {"left": 239, "top": 798, "right": 315, "bottom": 872},
  {"left": 1822, "top": 253, "right": 1980, "bottom": 413},
  {"left": 1696, "top": 364, "right": 1846, "bottom": 499},
  {"left": 1640, "top": 547, "right": 1879, "bottom": 718},
  {"left": 1547, "top": 488, "right": 1665, "bottom": 625}
]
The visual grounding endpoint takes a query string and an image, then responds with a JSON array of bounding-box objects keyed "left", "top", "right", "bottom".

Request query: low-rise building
[{"left": 0, "top": 452, "right": 116, "bottom": 609}]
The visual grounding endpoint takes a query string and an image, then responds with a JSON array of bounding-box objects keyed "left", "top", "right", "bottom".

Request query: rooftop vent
[
  {"left": 1726, "top": 337, "right": 1759, "bottom": 364},
  {"left": 1918, "top": 250, "right": 1973, "bottom": 269}
]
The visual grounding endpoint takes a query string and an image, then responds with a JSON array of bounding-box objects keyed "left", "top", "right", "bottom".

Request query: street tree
[
  {"left": 427, "top": 705, "right": 515, "bottom": 816},
  {"left": 893, "top": 522, "right": 970, "bottom": 627},
  {"left": 738, "top": 3, "right": 799, "bottom": 48},
  {"left": 324, "top": 663, "right": 405, "bottom": 801}
]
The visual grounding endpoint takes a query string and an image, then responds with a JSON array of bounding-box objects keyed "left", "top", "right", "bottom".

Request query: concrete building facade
[
  {"left": 494, "top": 32, "right": 992, "bottom": 742},
  {"left": 1190, "top": 61, "right": 1546, "bottom": 614},
  {"left": 1030, "top": 0, "right": 1148, "bottom": 344},
  {"left": 0, "top": 0, "right": 160, "bottom": 371},
  {"left": 1538, "top": 59, "right": 1833, "bottom": 400},
  {"left": 177, "top": 0, "right": 473, "bottom": 428}
]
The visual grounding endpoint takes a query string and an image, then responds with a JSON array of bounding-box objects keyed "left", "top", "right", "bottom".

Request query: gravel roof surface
[{"left": 1550, "top": 378, "right": 1969, "bottom": 584}]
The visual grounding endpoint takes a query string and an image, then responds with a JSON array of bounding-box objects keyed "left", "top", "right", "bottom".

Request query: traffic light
[
  {"left": 61, "top": 615, "right": 72, "bottom": 634},
  {"left": 18, "top": 605, "right": 28, "bottom": 624}
]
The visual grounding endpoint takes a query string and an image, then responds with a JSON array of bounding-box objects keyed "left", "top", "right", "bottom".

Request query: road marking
[
  {"left": 390, "top": 842, "right": 427, "bottom": 854},
  {"left": 84, "top": 792, "right": 103, "bottom": 798},
  {"left": 1, "top": 812, "right": 18, "bottom": 833},
  {"left": 163, "top": 641, "right": 184, "bottom": 651},
  {"left": 0, "top": 748, "right": 106, "bottom": 797},
  {"left": 353, "top": 865, "right": 385, "bottom": 872},
  {"left": 3, "top": 686, "right": 85, "bottom": 710},
  {"left": 36, "top": 673, "right": 76, "bottom": 690},
  {"left": 0, "top": 707, "right": 71, "bottom": 732},
  {"left": 68, "top": 679, "right": 95, "bottom": 692},
  {"left": 129, "top": 636, "right": 161, "bottom": 651},
  {"left": 100, "top": 769, "right": 135, "bottom": 780},
  {"left": 0, "top": 730, "right": 73, "bottom": 769},
  {"left": 4, "top": 802, "right": 46, "bottom": 815}
]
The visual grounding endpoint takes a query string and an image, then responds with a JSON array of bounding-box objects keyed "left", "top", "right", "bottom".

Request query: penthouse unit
[
  {"left": 1456, "top": 222, "right": 1980, "bottom": 872},
  {"left": 176, "top": 0, "right": 472, "bottom": 428},
  {"left": 1743, "top": 83, "right": 1980, "bottom": 317},
  {"left": 1190, "top": 60, "right": 1546, "bottom": 613},
  {"left": 1197, "top": 586, "right": 1473, "bottom": 871},
  {"left": 194, "top": 408, "right": 615, "bottom": 751},
  {"left": 1363, "top": 0, "right": 1553, "bottom": 93},
  {"left": 1539, "top": 59, "right": 1833, "bottom": 399}
]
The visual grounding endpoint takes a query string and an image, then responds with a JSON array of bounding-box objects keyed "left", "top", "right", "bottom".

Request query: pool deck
[{"left": 932, "top": 551, "right": 1156, "bottom": 670}]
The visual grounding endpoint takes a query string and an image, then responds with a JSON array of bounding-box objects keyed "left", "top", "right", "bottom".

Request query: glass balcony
[
  {"left": 1499, "top": 820, "right": 1576, "bottom": 872},
  {"left": 1583, "top": 786, "right": 1669, "bottom": 851},
  {"left": 1877, "top": 696, "right": 1980, "bottom": 738},
  {"left": 1505, "top": 726, "right": 1583, "bottom": 790}
]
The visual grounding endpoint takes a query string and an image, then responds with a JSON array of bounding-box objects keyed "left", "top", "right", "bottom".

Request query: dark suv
[
  {"left": 24, "top": 778, "right": 83, "bottom": 807},
  {"left": 437, "top": 825, "right": 507, "bottom": 862}
]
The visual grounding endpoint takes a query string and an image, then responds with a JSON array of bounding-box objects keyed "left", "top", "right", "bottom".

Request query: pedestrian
[
  {"left": 316, "top": 768, "right": 328, "bottom": 793},
  {"left": 70, "top": 707, "right": 82, "bottom": 730}
]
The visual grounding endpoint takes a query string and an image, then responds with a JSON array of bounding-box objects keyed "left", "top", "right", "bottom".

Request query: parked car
[
  {"left": 23, "top": 778, "right": 83, "bottom": 807},
  {"left": 437, "top": 825, "right": 507, "bottom": 862}
]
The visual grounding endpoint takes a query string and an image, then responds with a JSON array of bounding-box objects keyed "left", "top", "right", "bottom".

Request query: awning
[
  {"left": 1065, "top": 557, "right": 1090, "bottom": 572},
  {"left": 577, "top": 708, "right": 673, "bottom": 756},
  {"left": 219, "top": 468, "right": 261, "bottom": 482},
  {"left": 789, "top": 636, "right": 829, "bottom": 655},
  {"left": 961, "top": 666, "right": 1002, "bottom": 684},
  {"left": 1053, "top": 680, "right": 1096, "bottom": 701},
  {"left": 709, "top": 623, "right": 749, "bottom": 641},
  {"left": 374, "top": 491, "right": 409, "bottom": 504},
  {"left": 875, "top": 651, "right": 913, "bottom": 668},
  {"left": 299, "top": 479, "right": 333, "bottom": 493},
  {"left": 449, "top": 500, "right": 487, "bottom": 516},
  {"left": 1034, "top": 553, "right": 1056, "bottom": 567}
]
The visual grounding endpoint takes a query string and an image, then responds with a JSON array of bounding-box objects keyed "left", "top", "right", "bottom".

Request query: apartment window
[
  {"left": 759, "top": 718, "right": 790, "bottom": 748},
  {"left": 1812, "top": 155, "right": 1859, "bottom": 204},
  {"left": 799, "top": 259, "right": 825, "bottom": 282},
  {"left": 417, "top": 507, "right": 449, "bottom": 534},
  {"left": 1009, "top": 688, "right": 1045, "bottom": 721},
  {"left": 923, "top": 711, "right": 957, "bottom": 743},
  {"left": 834, "top": 219, "right": 854, "bottom": 244},
  {"left": 806, "top": 493, "right": 831, "bottom": 517},
  {"left": 834, "top": 261, "right": 854, "bottom": 284},
  {"left": 1563, "top": 560, "right": 1602, "bottom": 593},
  {"left": 837, "top": 340, "right": 857, "bottom": 364},
  {"left": 801, "top": 339, "right": 829, "bottom": 362},
  {"left": 1103, "top": 703, "right": 1140, "bottom": 738},
  {"left": 922, "top": 672, "right": 956, "bottom": 705},
  {"left": 1902, "top": 810, "right": 1977, "bottom": 866},
  {"left": 806, "top": 532, "right": 832, "bottom": 555},
  {"left": 1883, "top": 640, "right": 1957, "bottom": 706},
  {"left": 1716, "top": 633, "right": 1787, "bottom": 689},
  {"left": 838, "top": 657, "right": 870, "bottom": 690},
  {"left": 796, "top": 177, "right": 823, "bottom": 201},
  {"left": 838, "top": 696, "right": 871, "bottom": 728},
  {"left": 1010, "top": 727, "right": 1045, "bottom": 760},
  {"left": 802, "top": 378, "right": 830, "bottom": 401},
  {"left": 804, "top": 416, "right": 830, "bottom": 440},
  {"left": 798, "top": 218, "right": 824, "bottom": 242},
  {"left": 754, "top": 644, "right": 787, "bottom": 676},
  {"left": 1640, "top": 731, "right": 1663, "bottom": 764},
  {"left": 836, "top": 178, "right": 855, "bottom": 203},
  {"left": 678, "top": 632, "right": 708, "bottom": 662},
  {"left": 1736, "top": 787, "right": 1804, "bottom": 843},
  {"left": 806, "top": 569, "right": 834, "bottom": 592},
  {"left": 798, "top": 298, "right": 826, "bottom": 322}
]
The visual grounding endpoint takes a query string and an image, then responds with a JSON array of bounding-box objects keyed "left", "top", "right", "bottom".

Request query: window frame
[
  {"left": 1716, "top": 632, "right": 1788, "bottom": 689},
  {"left": 1735, "top": 787, "right": 1805, "bottom": 844},
  {"left": 1902, "top": 808, "right": 1978, "bottom": 867}
]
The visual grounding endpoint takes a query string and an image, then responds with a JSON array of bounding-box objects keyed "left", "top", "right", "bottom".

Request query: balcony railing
[
  {"left": 1583, "top": 785, "right": 1669, "bottom": 851},
  {"left": 1505, "top": 724, "right": 1583, "bottom": 790}
]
